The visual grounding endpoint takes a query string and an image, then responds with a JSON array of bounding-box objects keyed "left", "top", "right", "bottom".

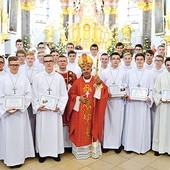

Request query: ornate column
[
  {"left": 164, "top": 11, "right": 170, "bottom": 56},
  {"left": 67, "top": 0, "right": 75, "bottom": 26},
  {"left": 103, "top": 0, "right": 111, "bottom": 27},
  {"left": 135, "top": 0, "right": 153, "bottom": 50}
]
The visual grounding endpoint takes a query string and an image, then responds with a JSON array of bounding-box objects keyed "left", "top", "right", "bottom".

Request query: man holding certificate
[
  {"left": 32, "top": 54, "right": 68, "bottom": 163},
  {"left": 0, "top": 56, "right": 35, "bottom": 168},
  {"left": 100, "top": 52, "right": 127, "bottom": 154},
  {"left": 152, "top": 57, "right": 170, "bottom": 156},
  {"left": 123, "top": 53, "right": 154, "bottom": 154}
]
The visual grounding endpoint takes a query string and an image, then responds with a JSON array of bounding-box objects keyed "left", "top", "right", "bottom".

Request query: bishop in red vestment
[{"left": 67, "top": 54, "right": 108, "bottom": 159}]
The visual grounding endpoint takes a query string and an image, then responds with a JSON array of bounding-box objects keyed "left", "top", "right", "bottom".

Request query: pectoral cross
[
  {"left": 85, "top": 91, "right": 90, "bottom": 97},
  {"left": 47, "top": 87, "right": 52, "bottom": 95},
  {"left": 12, "top": 87, "right": 17, "bottom": 94},
  {"left": 137, "top": 84, "right": 141, "bottom": 88}
]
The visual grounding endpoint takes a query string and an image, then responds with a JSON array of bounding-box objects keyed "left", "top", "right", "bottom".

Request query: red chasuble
[
  {"left": 67, "top": 76, "right": 108, "bottom": 147},
  {"left": 57, "top": 70, "right": 77, "bottom": 125}
]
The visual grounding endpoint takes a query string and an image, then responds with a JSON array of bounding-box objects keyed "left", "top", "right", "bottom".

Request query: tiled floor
[{"left": 0, "top": 150, "right": 169, "bottom": 170}]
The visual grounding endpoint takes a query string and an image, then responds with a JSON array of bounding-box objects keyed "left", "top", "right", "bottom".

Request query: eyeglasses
[
  {"left": 44, "top": 60, "right": 54, "bottom": 63},
  {"left": 9, "top": 64, "right": 20, "bottom": 67},
  {"left": 155, "top": 60, "right": 163, "bottom": 62}
]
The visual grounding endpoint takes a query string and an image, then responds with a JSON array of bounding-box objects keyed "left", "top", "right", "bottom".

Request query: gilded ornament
[
  {"left": 136, "top": 2, "right": 152, "bottom": 11},
  {"left": 21, "top": 2, "right": 36, "bottom": 11}
]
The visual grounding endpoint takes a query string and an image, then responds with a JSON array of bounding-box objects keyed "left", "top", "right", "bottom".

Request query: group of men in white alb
[{"left": 0, "top": 40, "right": 170, "bottom": 168}]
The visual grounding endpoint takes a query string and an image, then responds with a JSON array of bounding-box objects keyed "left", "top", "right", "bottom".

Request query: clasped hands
[{"left": 38, "top": 106, "right": 60, "bottom": 112}]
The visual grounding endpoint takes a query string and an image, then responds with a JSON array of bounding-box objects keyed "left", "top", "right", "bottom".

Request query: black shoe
[
  {"left": 126, "top": 151, "right": 133, "bottom": 154},
  {"left": 9, "top": 164, "right": 22, "bottom": 168},
  {"left": 65, "top": 148, "right": 72, "bottom": 153},
  {"left": 154, "top": 151, "right": 160, "bottom": 156},
  {"left": 54, "top": 156, "right": 61, "bottom": 162},
  {"left": 39, "top": 157, "right": 46, "bottom": 163},
  {"left": 114, "top": 148, "right": 121, "bottom": 154},
  {"left": 102, "top": 148, "right": 109, "bottom": 153}
]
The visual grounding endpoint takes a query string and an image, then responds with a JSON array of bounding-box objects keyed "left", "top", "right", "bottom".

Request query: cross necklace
[
  {"left": 110, "top": 68, "right": 119, "bottom": 84},
  {"left": 9, "top": 73, "right": 19, "bottom": 95},
  {"left": 44, "top": 73, "right": 55, "bottom": 95},
  {"left": 26, "top": 66, "right": 34, "bottom": 85},
  {"left": 136, "top": 69, "right": 145, "bottom": 88}
]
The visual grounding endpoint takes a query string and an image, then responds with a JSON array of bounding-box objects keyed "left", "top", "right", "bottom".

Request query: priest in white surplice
[
  {"left": 152, "top": 57, "right": 170, "bottom": 156},
  {"left": 0, "top": 57, "right": 35, "bottom": 168},
  {"left": 32, "top": 54, "right": 68, "bottom": 163},
  {"left": 100, "top": 52, "right": 126, "bottom": 153},
  {"left": 123, "top": 53, "right": 154, "bottom": 154}
]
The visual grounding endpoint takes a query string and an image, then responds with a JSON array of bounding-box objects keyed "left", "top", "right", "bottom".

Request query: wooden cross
[
  {"left": 12, "top": 87, "right": 17, "bottom": 94},
  {"left": 47, "top": 87, "right": 52, "bottom": 95},
  {"left": 85, "top": 91, "right": 90, "bottom": 97}
]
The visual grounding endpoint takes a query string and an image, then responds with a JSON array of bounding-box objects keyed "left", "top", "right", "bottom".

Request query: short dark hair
[
  {"left": 66, "top": 43, "right": 74, "bottom": 48},
  {"left": 145, "top": 49, "right": 154, "bottom": 56},
  {"left": 155, "top": 54, "right": 164, "bottom": 61},
  {"left": 16, "top": 49, "right": 26, "bottom": 57},
  {"left": 43, "top": 54, "right": 53, "bottom": 61},
  {"left": 68, "top": 50, "right": 76, "bottom": 56},
  {"left": 135, "top": 44, "right": 143, "bottom": 50},
  {"left": 58, "top": 55, "right": 67, "bottom": 60},
  {"left": 8, "top": 56, "right": 18, "bottom": 64},
  {"left": 37, "top": 42, "right": 45, "bottom": 48},
  {"left": 165, "top": 57, "right": 170, "bottom": 65},
  {"left": 158, "top": 44, "right": 165, "bottom": 49},
  {"left": 50, "top": 49, "right": 59, "bottom": 54},
  {"left": 0, "top": 55, "right": 5, "bottom": 63},
  {"left": 135, "top": 53, "right": 145, "bottom": 60},
  {"left": 110, "top": 52, "right": 120, "bottom": 59},
  {"left": 115, "top": 42, "right": 124, "bottom": 48},
  {"left": 16, "top": 39, "right": 22, "bottom": 44},
  {"left": 101, "top": 53, "right": 108, "bottom": 56},
  {"left": 90, "top": 44, "right": 99, "bottom": 50}
]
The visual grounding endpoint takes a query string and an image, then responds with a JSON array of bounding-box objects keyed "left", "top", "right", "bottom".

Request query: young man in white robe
[
  {"left": 150, "top": 55, "right": 165, "bottom": 139},
  {"left": 0, "top": 55, "right": 6, "bottom": 161},
  {"left": 120, "top": 52, "right": 133, "bottom": 71},
  {"left": 144, "top": 49, "right": 155, "bottom": 70},
  {"left": 32, "top": 54, "right": 68, "bottom": 163},
  {"left": 67, "top": 50, "right": 82, "bottom": 78},
  {"left": 22, "top": 51, "right": 40, "bottom": 144},
  {"left": 123, "top": 53, "right": 154, "bottom": 154},
  {"left": 100, "top": 52, "right": 127, "bottom": 154},
  {"left": 98, "top": 53, "right": 110, "bottom": 74},
  {"left": 152, "top": 57, "right": 170, "bottom": 156},
  {"left": 0, "top": 56, "right": 35, "bottom": 168}
]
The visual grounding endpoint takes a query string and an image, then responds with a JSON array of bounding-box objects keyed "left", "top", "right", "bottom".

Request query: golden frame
[{"left": 154, "top": 0, "right": 165, "bottom": 35}]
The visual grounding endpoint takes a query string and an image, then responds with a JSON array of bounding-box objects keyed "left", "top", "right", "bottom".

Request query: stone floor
[{"left": 0, "top": 150, "right": 170, "bottom": 170}]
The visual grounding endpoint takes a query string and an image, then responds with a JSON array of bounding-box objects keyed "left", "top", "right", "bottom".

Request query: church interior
[
  {"left": 0, "top": 0, "right": 170, "bottom": 55},
  {"left": 1, "top": 0, "right": 170, "bottom": 169}
]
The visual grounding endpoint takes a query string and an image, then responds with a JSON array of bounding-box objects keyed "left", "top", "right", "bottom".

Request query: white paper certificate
[
  {"left": 162, "top": 90, "right": 170, "bottom": 101},
  {"left": 130, "top": 87, "right": 148, "bottom": 101},
  {"left": 4, "top": 96, "right": 24, "bottom": 109},
  {"left": 39, "top": 94, "right": 59, "bottom": 110},
  {"left": 109, "top": 84, "right": 125, "bottom": 97}
]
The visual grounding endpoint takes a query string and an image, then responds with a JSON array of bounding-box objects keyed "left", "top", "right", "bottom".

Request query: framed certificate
[
  {"left": 162, "top": 90, "right": 170, "bottom": 101},
  {"left": 4, "top": 96, "right": 24, "bottom": 109},
  {"left": 39, "top": 94, "right": 59, "bottom": 110},
  {"left": 130, "top": 87, "right": 148, "bottom": 101},
  {"left": 109, "top": 84, "right": 125, "bottom": 97}
]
